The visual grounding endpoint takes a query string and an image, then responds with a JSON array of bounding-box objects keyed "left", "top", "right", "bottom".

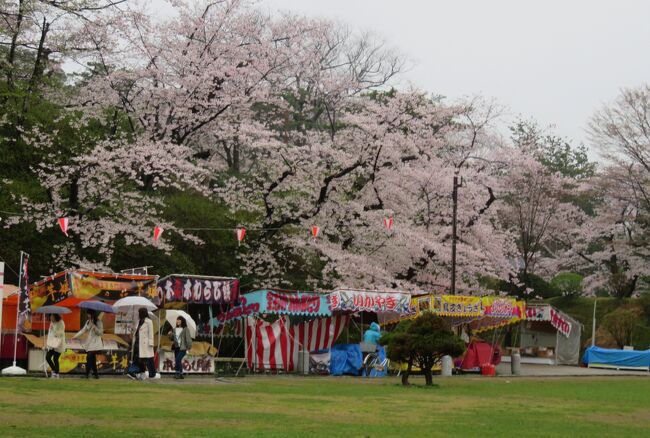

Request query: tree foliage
[
  {"left": 602, "top": 307, "right": 641, "bottom": 349},
  {"left": 382, "top": 313, "right": 464, "bottom": 386}
]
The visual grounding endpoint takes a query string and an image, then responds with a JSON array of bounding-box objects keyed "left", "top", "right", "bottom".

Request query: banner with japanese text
[
  {"left": 217, "top": 290, "right": 330, "bottom": 324},
  {"left": 17, "top": 252, "right": 31, "bottom": 333},
  {"left": 158, "top": 275, "right": 239, "bottom": 305},
  {"left": 481, "top": 296, "right": 525, "bottom": 319},
  {"left": 30, "top": 271, "right": 158, "bottom": 310},
  {"left": 434, "top": 295, "right": 483, "bottom": 317},
  {"left": 328, "top": 290, "right": 411, "bottom": 314}
]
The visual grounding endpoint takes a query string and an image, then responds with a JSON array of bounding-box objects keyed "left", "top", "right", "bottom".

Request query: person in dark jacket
[
  {"left": 132, "top": 307, "right": 156, "bottom": 380},
  {"left": 168, "top": 316, "right": 193, "bottom": 379}
]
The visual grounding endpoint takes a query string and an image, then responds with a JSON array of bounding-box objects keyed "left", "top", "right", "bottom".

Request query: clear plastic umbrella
[
  {"left": 112, "top": 296, "right": 160, "bottom": 379},
  {"left": 34, "top": 306, "right": 72, "bottom": 376},
  {"left": 165, "top": 310, "right": 197, "bottom": 338}
]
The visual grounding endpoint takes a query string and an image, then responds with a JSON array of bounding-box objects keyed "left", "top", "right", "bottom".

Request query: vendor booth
[
  {"left": 217, "top": 289, "right": 349, "bottom": 373},
  {"left": 502, "top": 304, "right": 581, "bottom": 365},
  {"left": 384, "top": 294, "right": 526, "bottom": 373},
  {"left": 324, "top": 289, "right": 412, "bottom": 376},
  {"left": 156, "top": 274, "right": 239, "bottom": 374},
  {"left": 395, "top": 294, "right": 525, "bottom": 331},
  {"left": 26, "top": 270, "right": 158, "bottom": 375}
]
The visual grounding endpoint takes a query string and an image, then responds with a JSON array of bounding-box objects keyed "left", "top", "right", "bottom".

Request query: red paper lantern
[
  {"left": 153, "top": 226, "right": 163, "bottom": 241},
  {"left": 236, "top": 227, "right": 246, "bottom": 245},
  {"left": 58, "top": 217, "right": 69, "bottom": 237},
  {"left": 383, "top": 217, "right": 394, "bottom": 231},
  {"left": 311, "top": 225, "right": 321, "bottom": 239}
]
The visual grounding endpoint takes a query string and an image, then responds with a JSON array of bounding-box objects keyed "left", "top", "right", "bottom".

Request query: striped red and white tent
[{"left": 246, "top": 314, "right": 350, "bottom": 372}]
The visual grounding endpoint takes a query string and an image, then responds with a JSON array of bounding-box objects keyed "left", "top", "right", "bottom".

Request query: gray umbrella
[
  {"left": 34, "top": 305, "right": 72, "bottom": 315},
  {"left": 78, "top": 300, "right": 116, "bottom": 314}
]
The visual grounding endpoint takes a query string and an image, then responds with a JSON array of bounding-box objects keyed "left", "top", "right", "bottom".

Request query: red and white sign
[
  {"left": 58, "top": 217, "right": 69, "bottom": 237},
  {"left": 525, "top": 305, "right": 551, "bottom": 321},
  {"left": 158, "top": 352, "right": 214, "bottom": 374},
  {"left": 526, "top": 305, "right": 571, "bottom": 337},
  {"left": 383, "top": 217, "right": 394, "bottom": 231},
  {"left": 550, "top": 308, "right": 572, "bottom": 337},
  {"left": 153, "top": 226, "right": 163, "bottom": 241}
]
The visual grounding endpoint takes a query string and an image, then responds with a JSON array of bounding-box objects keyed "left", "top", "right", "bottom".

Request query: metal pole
[
  {"left": 591, "top": 298, "right": 597, "bottom": 347},
  {"left": 451, "top": 176, "right": 458, "bottom": 295}
]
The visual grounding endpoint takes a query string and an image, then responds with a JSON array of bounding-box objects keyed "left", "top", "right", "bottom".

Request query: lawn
[{"left": 1, "top": 375, "right": 649, "bottom": 437}]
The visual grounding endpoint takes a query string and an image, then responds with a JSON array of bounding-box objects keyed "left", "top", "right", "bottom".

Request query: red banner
[{"left": 266, "top": 291, "right": 321, "bottom": 314}]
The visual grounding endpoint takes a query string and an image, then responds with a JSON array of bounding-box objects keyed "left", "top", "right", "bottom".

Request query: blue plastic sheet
[
  {"left": 329, "top": 344, "right": 387, "bottom": 377},
  {"left": 583, "top": 346, "right": 650, "bottom": 368}
]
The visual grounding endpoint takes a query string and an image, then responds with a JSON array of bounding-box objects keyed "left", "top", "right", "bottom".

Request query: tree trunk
[
  {"left": 423, "top": 367, "right": 433, "bottom": 386},
  {"left": 4, "top": 0, "right": 25, "bottom": 90},
  {"left": 401, "top": 360, "right": 412, "bottom": 386}
]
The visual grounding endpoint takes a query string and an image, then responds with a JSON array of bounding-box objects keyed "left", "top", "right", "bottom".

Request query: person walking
[
  {"left": 73, "top": 309, "right": 103, "bottom": 379},
  {"left": 45, "top": 314, "right": 66, "bottom": 378},
  {"left": 168, "top": 316, "right": 193, "bottom": 379},
  {"left": 133, "top": 307, "right": 156, "bottom": 380}
]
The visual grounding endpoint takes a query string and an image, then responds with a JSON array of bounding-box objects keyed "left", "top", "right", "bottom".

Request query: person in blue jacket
[{"left": 363, "top": 322, "right": 382, "bottom": 346}]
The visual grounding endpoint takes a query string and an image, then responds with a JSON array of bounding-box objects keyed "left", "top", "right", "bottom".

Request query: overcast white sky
[{"left": 259, "top": 0, "right": 650, "bottom": 153}]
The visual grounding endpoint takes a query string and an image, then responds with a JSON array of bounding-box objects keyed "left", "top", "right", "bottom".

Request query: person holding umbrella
[
  {"left": 133, "top": 307, "right": 156, "bottom": 380},
  {"left": 169, "top": 316, "right": 193, "bottom": 379},
  {"left": 45, "top": 314, "right": 66, "bottom": 378},
  {"left": 72, "top": 309, "right": 103, "bottom": 379}
]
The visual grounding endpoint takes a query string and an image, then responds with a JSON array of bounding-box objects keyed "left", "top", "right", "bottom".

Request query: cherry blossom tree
[{"left": 573, "top": 85, "right": 650, "bottom": 296}]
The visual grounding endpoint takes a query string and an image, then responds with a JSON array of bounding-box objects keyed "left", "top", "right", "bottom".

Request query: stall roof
[{"left": 381, "top": 294, "right": 526, "bottom": 332}]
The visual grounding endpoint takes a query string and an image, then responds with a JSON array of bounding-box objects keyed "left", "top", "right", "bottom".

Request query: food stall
[
  {"left": 326, "top": 289, "right": 413, "bottom": 376},
  {"left": 27, "top": 270, "right": 158, "bottom": 374},
  {"left": 503, "top": 304, "right": 581, "bottom": 365},
  {"left": 156, "top": 274, "right": 239, "bottom": 374},
  {"left": 216, "top": 289, "right": 347, "bottom": 373}
]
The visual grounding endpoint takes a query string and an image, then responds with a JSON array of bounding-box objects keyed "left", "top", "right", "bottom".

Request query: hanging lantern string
[
  {"left": 0, "top": 209, "right": 27, "bottom": 216},
  {"left": 180, "top": 227, "right": 286, "bottom": 231}
]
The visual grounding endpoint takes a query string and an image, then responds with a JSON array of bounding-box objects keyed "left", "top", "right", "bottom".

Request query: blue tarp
[
  {"left": 582, "top": 346, "right": 650, "bottom": 368},
  {"left": 329, "top": 344, "right": 387, "bottom": 377}
]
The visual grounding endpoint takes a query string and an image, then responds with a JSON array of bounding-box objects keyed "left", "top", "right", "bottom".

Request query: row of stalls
[
  {"left": 0, "top": 270, "right": 241, "bottom": 375},
  {"left": 213, "top": 288, "right": 412, "bottom": 374},
  {"left": 1, "top": 270, "right": 582, "bottom": 376}
]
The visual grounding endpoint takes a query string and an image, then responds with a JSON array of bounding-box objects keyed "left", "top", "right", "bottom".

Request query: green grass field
[{"left": 1, "top": 375, "right": 649, "bottom": 437}]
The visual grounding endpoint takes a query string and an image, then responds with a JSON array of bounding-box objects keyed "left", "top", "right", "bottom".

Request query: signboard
[
  {"left": 30, "top": 271, "right": 158, "bottom": 310},
  {"left": 217, "top": 290, "right": 331, "bottom": 324},
  {"left": 525, "top": 305, "right": 572, "bottom": 337},
  {"left": 550, "top": 308, "right": 572, "bottom": 337},
  {"left": 435, "top": 295, "right": 483, "bottom": 317},
  {"left": 525, "top": 305, "right": 551, "bottom": 321},
  {"left": 71, "top": 271, "right": 158, "bottom": 302},
  {"left": 329, "top": 290, "right": 411, "bottom": 314},
  {"left": 482, "top": 297, "right": 524, "bottom": 319},
  {"left": 158, "top": 275, "right": 239, "bottom": 305},
  {"left": 36, "top": 349, "right": 130, "bottom": 374},
  {"left": 158, "top": 351, "right": 214, "bottom": 374}
]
